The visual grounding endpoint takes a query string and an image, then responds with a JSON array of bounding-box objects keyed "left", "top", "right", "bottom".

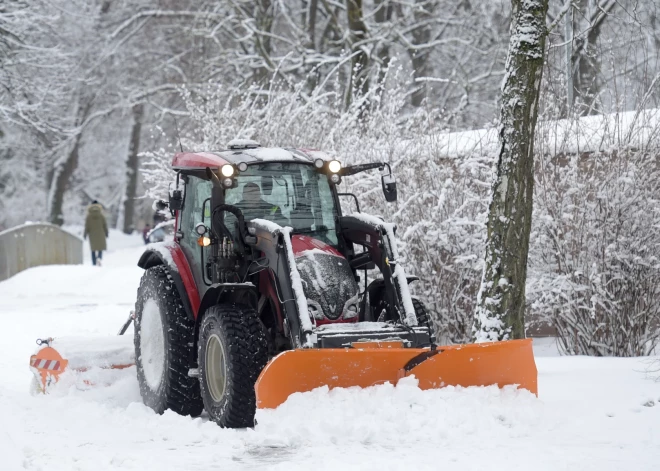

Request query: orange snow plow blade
[
  {"left": 255, "top": 338, "right": 536, "bottom": 409},
  {"left": 29, "top": 336, "right": 135, "bottom": 393}
]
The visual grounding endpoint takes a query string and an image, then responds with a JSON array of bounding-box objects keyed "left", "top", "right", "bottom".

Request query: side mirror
[
  {"left": 169, "top": 189, "right": 184, "bottom": 211},
  {"left": 381, "top": 174, "right": 397, "bottom": 202},
  {"left": 152, "top": 200, "right": 168, "bottom": 211}
]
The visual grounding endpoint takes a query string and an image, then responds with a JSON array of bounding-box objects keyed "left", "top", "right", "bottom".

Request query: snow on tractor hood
[{"left": 292, "top": 235, "right": 359, "bottom": 324}]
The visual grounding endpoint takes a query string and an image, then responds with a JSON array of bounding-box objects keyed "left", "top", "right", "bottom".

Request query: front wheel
[{"left": 198, "top": 304, "right": 268, "bottom": 428}]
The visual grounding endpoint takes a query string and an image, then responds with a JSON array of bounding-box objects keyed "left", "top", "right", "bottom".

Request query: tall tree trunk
[
  {"left": 47, "top": 96, "right": 93, "bottom": 226},
  {"left": 47, "top": 133, "right": 83, "bottom": 226},
  {"left": 571, "top": 0, "right": 616, "bottom": 116},
  {"left": 374, "top": 0, "right": 393, "bottom": 89},
  {"left": 472, "top": 0, "right": 548, "bottom": 342},
  {"left": 305, "top": 0, "right": 318, "bottom": 49},
  {"left": 304, "top": 0, "right": 320, "bottom": 92},
  {"left": 345, "top": 0, "right": 369, "bottom": 110},
  {"left": 122, "top": 103, "right": 144, "bottom": 234},
  {"left": 253, "top": 0, "right": 274, "bottom": 85},
  {"left": 409, "top": 1, "right": 433, "bottom": 107}
]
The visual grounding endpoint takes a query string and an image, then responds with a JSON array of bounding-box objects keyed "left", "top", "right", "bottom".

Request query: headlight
[
  {"left": 197, "top": 236, "right": 211, "bottom": 247},
  {"left": 221, "top": 164, "right": 235, "bottom": 177},
  {"left": 330, "top": 173, "right": 340, "bottom": 183},
  {"left": 328, "top": 160, "right": 341, "bottom": 173},
  {"left": 238, "top": 162, "right": 248, "bottom": 172},
  {"left": 194, "top": 223, "right": 207, "bottom": 235},
  {"left": 314, "top": 159, "right": 324, "bottom": 169},
  {"left": 222, "top": 177, "right": 233, "bottom": 188}
]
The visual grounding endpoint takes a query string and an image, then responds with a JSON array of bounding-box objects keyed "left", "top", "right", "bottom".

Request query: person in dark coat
[{"left": 84, "top": 200, "right": 108, "bottom": 266}]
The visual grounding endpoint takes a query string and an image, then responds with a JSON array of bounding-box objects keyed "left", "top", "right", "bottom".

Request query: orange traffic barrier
[
  {"left": 29, "top": 346, "right": 69, "bottom": 392},
  {"left": 29, "top": 337, "right": 135, "bottom": 393},
  {"left": 255, "top": 338, "right": 537, "bottom": 409}
]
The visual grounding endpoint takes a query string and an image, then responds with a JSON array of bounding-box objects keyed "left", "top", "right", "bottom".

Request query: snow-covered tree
[{"left": 473, "top": 0, "right": 549, "bottom": 342}]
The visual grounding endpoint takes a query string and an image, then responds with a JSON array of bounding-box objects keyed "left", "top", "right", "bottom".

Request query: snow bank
[{"left": 427, "top": 107, "right": 660, "bottom": 158}]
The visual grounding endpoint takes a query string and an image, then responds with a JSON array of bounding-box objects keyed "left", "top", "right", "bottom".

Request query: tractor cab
[{"left": 222, "top": 161, "right": 340, "bottom": 247}]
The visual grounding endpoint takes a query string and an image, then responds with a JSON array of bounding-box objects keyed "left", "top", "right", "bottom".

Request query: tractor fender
[
  {"left": 197, "top": 283, "right": 259, "bottom": 320},
  {"left": 137, "top": 243, "right": 200, "bottom": 320}
]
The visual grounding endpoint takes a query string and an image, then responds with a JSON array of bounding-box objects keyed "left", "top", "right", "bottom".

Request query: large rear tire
[
  {"left": 198, "top": 304, "right": 268, "bottom": 428},
  {"left": 411, "top": 297, "right": 430, "bottom": 325},
  {"left": 134, "top": 265, "right": 203, "bottom": 417}
]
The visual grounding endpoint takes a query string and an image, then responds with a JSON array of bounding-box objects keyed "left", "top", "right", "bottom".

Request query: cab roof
[{"left": 171, "top": 146, "right": 334, "bottom": 170}]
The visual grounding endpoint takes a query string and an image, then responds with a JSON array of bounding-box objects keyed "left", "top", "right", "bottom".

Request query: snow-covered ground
[{"left": 0, "top": 230, "right": 658, "bottom": 470}]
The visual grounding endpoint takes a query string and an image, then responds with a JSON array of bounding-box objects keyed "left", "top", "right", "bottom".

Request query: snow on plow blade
[
  {"left": 255, "top": 339, "right": 537, "bottom": 409},
  {"left": 29, "top": 336, "right": 135, "bottom": 393}
]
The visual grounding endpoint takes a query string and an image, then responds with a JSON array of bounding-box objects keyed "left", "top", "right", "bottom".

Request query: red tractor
[
  {"left": 28, "top": 140, "right": 536, "bottom": 426},
  {"left": 130, "top": 140, "right": 536, "bottom": 428}
]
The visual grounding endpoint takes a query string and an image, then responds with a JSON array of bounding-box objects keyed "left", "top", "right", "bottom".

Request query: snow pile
[{"left": 258, "top": 378, "right": 539, "bottom": 449}]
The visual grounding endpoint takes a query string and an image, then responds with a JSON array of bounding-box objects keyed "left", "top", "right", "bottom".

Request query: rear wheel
[
  {"left": 134, "top": 265, "right": 203, "bottom": 417},
  {"left": 198, "top": 304, "right": 268, "bottom": 428},
  {"left": 412, "top": 296, "right": 436, "bottom": 347}
]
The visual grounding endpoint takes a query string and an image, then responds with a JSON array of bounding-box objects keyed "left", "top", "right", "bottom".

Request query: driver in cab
[{"left": 240, "top": 182, "right": 288, "bottom": 226}]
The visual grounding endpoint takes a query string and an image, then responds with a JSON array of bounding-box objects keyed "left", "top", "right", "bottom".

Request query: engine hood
[
  {"left": 292, "top": 235, "right": 359, "bottom": 323},
  {"left": 291, "top": 234, "right": 343, "bottom": 257}
]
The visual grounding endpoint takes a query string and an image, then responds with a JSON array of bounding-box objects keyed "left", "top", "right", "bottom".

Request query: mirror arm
[{"left": 340, "top": 162, "right": 385, "bottom": 177}]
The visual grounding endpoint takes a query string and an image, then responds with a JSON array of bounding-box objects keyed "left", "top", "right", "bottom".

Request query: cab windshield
[{"left": 225, "top": 163, "right": 339, "bottom": 245}]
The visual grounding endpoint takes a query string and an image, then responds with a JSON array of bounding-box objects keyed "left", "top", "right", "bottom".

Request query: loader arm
[
  {"left": 339, "top": 215, "right": 415, "bottom": 326},
  {"left": 245, "top": 220, "right": 311, "bottom": 348}
]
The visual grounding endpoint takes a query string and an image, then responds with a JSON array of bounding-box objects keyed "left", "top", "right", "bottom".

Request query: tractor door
[{"left": 179, "top": 175, "right": 213, "bottom": 296}]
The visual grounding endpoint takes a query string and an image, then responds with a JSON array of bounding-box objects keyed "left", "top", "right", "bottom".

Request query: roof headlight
[
  {"left": 238, "top": 162, "right": 248, "bottom": 172},
  {"left": 330, "top": 173, "right": 340, "bottom": 184},
  {"left": 222, "top": 177, "right": 234, "bottom": 188},
  {"left": 194, "top": 223, "right": 207, "bottom": 235},
  {"left": 221, "top": 164, "right": 235, "bottom": 177},
  {"left": 314, "top": 158, "right": 324, "bottom": 169},
  {"left": 328, "top": 160, "right": 341, "bottom": 173}
]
